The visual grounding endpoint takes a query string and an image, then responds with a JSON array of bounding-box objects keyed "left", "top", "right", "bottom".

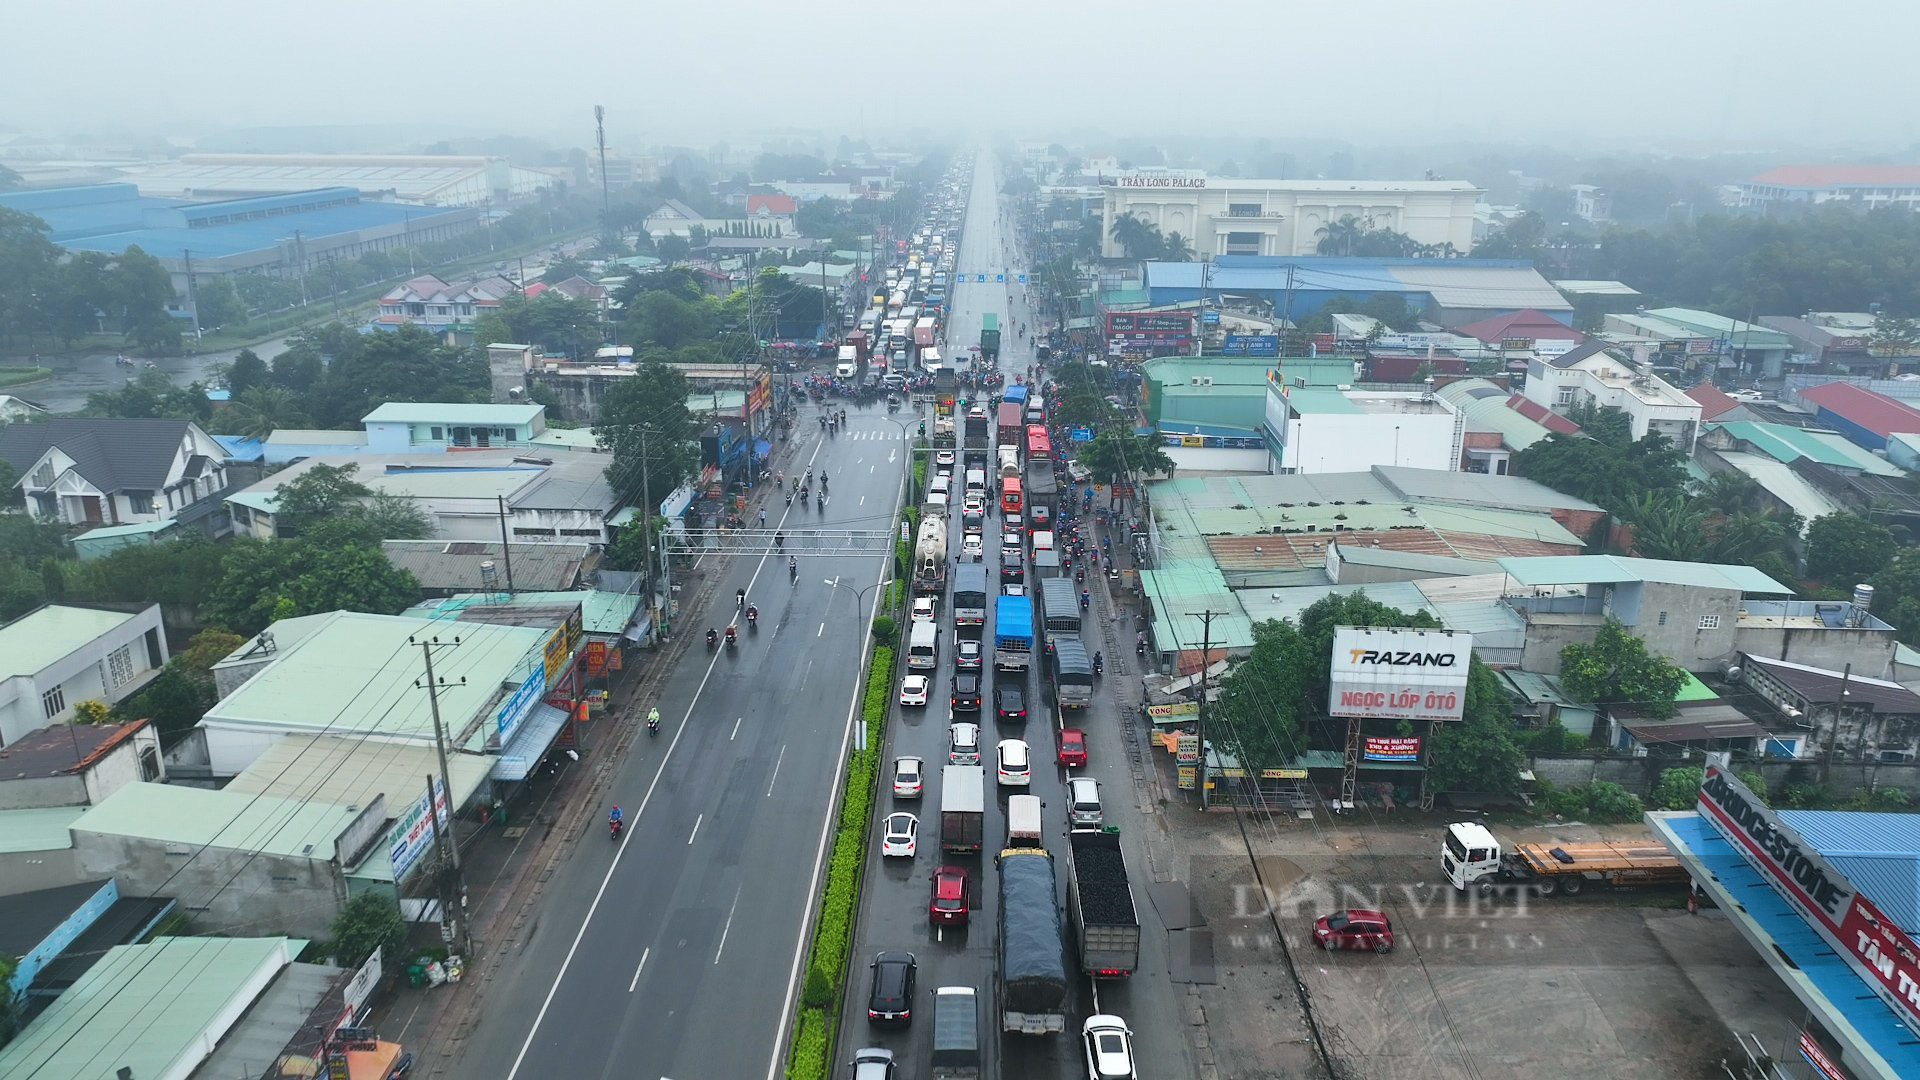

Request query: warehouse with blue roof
[
  {"left": 1140, "top": 255, "right": 1573, "bottom": 329},
  {"left": 1651, "top": 766, "right": 1920, "bottom": 1080},
  {"left": 0, "top": 182, "right": 479, "bottom": 296}
]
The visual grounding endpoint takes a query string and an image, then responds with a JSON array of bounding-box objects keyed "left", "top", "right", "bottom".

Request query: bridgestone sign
[
  {"left": 1698, "top": 765, "right": 1920, "bottom": 1037},
  {"left": 1328, "top": 626, "right": 1472, "bottom": 722}
]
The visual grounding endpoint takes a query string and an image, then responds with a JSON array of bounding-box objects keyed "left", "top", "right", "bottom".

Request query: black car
[
  {"left": 867, "top": 950, "right": 917, "bottom": 1025},
  {"left": 995, "top": 684, "right": 1027, "bottom": 724},
  {"left": 1000, "top": 547, "right": 1024, "bottom": 583},
  {"left": 952, "top": 673, "right": 982, "bottom": 712}
]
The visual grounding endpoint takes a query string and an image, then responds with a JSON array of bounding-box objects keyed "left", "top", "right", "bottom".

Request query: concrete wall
[
  {"left": 525, "top": 370, "right": 627, "bottom": 424},
  {"left": 1528, "top": 752, "right": 1920, "bottom": 805},
  {"left": 1613, "top": 581, "right": 1741, "bottom": 670},
  {"left": 1731, "top": 624, "right": 1898, "bottom": 678},
  {"left": 0, "top": 847, "right": 86, "bottom": 898},
  {"left": 0, "top": 775, "right": 87, "bottom": 809},
  {"left": 83, "top": 725, "right": 161, "bottom": 805},
  {"left": 1285, "top": 410, "right": 1459, "bottom": 473},
  {"left": 71, "top": 830, "right": 345, "bottom": 939}
]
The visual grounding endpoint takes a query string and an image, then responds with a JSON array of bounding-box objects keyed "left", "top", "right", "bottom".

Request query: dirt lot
[{"left": 1163, "top": 808, "right": 1806, "bottom": 1080}]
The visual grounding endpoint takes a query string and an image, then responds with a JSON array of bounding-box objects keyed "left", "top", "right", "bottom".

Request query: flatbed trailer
[{"left": 1444, "top": 821, "right": 1688, "bottom": 897}]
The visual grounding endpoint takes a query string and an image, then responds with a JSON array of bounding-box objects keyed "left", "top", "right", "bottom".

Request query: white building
[
  {"left": 1522, "top": 341, "right": 1703, "bottom": 450},
  {"left": 643, "top": 199, "right": 705, "bottom": 238},
  {"left": 122, "top": 153, "right": 559, "bottom": 207},
  {"left": 1570, "top": 184, "right": 1612, "bottom": 224},
  {"left": 1262, "top": 385, "right": 1464, "bottom": 474},
  {"left": 0, "top": 418, "right": 230, "bottom": 530},
  {"left": 0, "top": 605, "right": 169, "bottom": 747},
  {"left": 1100, "top": 176, "right": 1481, "bottom": 260},
  {"left": 226, "top": 451, "right": 622, "bottom": 544},
  {"left": 1739, "top": 165, "right": 1920, "bottom": 214}
]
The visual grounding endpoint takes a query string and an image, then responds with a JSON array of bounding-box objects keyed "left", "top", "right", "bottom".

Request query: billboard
[
  {"left": 1328, "top": 627, "right": 1472, "bottom": 722},
  {"left": 542, "top": 608, "right": 584, "bottom": 685},
  {"left": 1363, "top": 736, "right": 1422, "bottom": 762},
  {"left": 1220, "top": 334, "right": 1280, "bottom": 357},
  {"left": 1698, "top": 765, "right": 1920, "bottom": 1038},
  {"left": 1107, "top": 312, "right": 1194, "bottom": 336},
  {"left": 387, "top": 775, "right": 449, "bottom": 882}
]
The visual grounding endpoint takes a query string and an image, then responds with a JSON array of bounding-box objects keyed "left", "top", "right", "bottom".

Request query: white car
[
  {"left": 935, "top": 449, "right": 956, "bottom": 467},
  {"left": 1083, "top": 1015, "right": 1137, "bottom": 1079},
  {"left": 882, "top": 812, "right": 918, "bottom": 858},
  {"left": 1001, "top": 584, "right": 1026, "bottom": 596},
  {"left": 962, "top": 533, "right": 985, "bottom": 562},
  {"left": 893, "top": 756, "right": 924, "bottom": 798},
  {"left": 899, "top": 675, "right": 930, "bottom": 707},
  {"left": 1001, "top": 529, "right": 1022, "bottom": 549},
  {"left": 996, "top": 739, "right": 1031, "bottom": 788},
  {"left": 911, "top": 597, "right": 938, "bottom": 624}
]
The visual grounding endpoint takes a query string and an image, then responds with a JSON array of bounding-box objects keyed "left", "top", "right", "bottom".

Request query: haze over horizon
[{"left": 5, "top": 0, "right": 1918, "bottom": 155}]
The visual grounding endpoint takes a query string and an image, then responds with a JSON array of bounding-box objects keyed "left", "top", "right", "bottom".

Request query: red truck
[{"left": 996, "top": 402, "right": 1022, "bottom": 446}]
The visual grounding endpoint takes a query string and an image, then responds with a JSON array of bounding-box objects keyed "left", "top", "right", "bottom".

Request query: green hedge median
[{"left": 786, "top": 644, "right": 895, "bottom": 1080}]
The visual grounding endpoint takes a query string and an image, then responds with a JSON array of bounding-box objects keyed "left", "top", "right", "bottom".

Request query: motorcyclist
[
  {"left": 737, "top": 587, "right": 747, "bottom": 610},
  {"left": 707, "top": 628, "right": 719, "bottom": 649},
  {"left": 789, "top": 555, "right": 799, "bottom": 581},
  {"left": 816, "top": 491, "right": 825, "bottom": 509},
  {"left": 609, "top": 805, "right": 623, "bottom": 833},
  {"left": 646, "top": 708, "right": 660, "bottom": 733},
  {"left": 775, "top": 531, "right": 785, "bottom": 550},
  {"left": 725, "top": 624, "right": 738, "bottom": 644},
  {"left": 747, "top": 603, "right": 759, "bottom": 623}
]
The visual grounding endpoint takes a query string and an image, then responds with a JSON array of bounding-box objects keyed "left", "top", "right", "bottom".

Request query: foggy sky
[{"left": 6, "top": 0, "right": 1917, "bottom": 152}]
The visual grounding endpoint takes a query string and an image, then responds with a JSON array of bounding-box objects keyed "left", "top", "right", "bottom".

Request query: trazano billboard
[
  {"left": 1697, "top": 764, "right": 1920, "bottom": 1038},
  {"left": 1328, "top": 626, "right": 1472, "bottom": 722}
]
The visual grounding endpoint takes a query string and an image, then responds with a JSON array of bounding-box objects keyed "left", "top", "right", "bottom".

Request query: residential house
[
  {"left": 746, "top": 193, "right": 799, "bottom": 218},
  {"left": 1737, "top": 652, "right": 1920, "bottom": 763},
  {"left": 0, "top": 719, "right": 162, "bottom": 810},
  {"left": 1262, "top": 384, "right": 1463, "bottom": 473},
  {"left": 373, "top": 273, "right": 518, "bottom": 332},
  {"left": 1604, "top": 308, "right": 1792, "bottom": 380},
  {"left": 1696, "top": 419, "right": 1909, "bottom": 531},
  {"left": 1497, "top": 555, "right": 1896, "bottom": 677},
  {"left": 1570, "top": 184, "right": 1612, "bottom": 224},
  {"left": 1521, "top": 341, "right": 1703, "bottom": 450},
  {"left": 0, "top": 395, "right": 49, "bottom": 422},
  {"left": 262, "top": 402, "right": 550, "bottom": 464},
  {"left": 0, "top": 604, "right": 169, "bottom": 747},
  {"left": 0, "top": 418, "right": 231, "bottom": 530},
  {"left": 522, "top": 274, "right": 611, "bottom": 313},
  {"left": 227, "top": 451, "right": 622, "bottom": 544},
  {"left": 380, "top": 539, "right": 589, "bottom": 595},
  {"left": 1452, "top": 309, "right": 1587, "bottom": 354},
  {"left": 1686, "top": 382, "right": 1755, "bottom": 424},
  {"left": 1433, "top": 377, "right": 1580, "bottom": 474},
  {"left": 643, "top": 199, "right": 705, "bottom": 238}
]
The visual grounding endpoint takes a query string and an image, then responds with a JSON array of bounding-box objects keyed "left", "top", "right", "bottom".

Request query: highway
[
  {"left": 833, "top": 153, "right": 1196, "bottom": 1079},
  {"left": 451, "top": 386, "right": 912, "bottom": 1076}
]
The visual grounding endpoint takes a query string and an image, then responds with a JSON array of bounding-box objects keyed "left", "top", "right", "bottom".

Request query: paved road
[
  {"left": 23, "top": 335, "right": 296, "bottom": 413},
  {"left": 835, "top": 153, "right": 1197, "bottom": 1080},
  {"left": 448, "top": 405, "right": 913, "bottom": 1079}
]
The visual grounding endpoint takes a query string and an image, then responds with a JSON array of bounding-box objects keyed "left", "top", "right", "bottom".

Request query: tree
[
  {"left": 1871, "top": 548, "right": 1920, "bottom": 642},
  {"left": 1315, "top": 214, "right": 1367, "bottom": 256},
  {"left": 223, "top": 386, "right": 312, "bottom": 439},
  {"left": 1473, "top": 211, "right": 1546, "bottom": 259},
  {"left": 226, "top": 349, "right": 270, "bottom": 397},
  {"left": 352, "top": 493, "right": 435, "bottom": 542},
  {"left": 328, "top": 892, "right": 408, "bottom": 968},
  {"left": 1075, "top": 430, "right": 1174, "bottom": 486},
  {"left": 0, "top": 954, "right": 21, "bottom": 1048},
  {"left": 283, "top": 545, "right": 420, "bottom": 617},
  {"left": 656, "top": 234, "right": 691, "bottom": 264},
  {"left": 1804, "top": 511, "right": 1899, "bottom": 587},
  {"left": 1427, "top": 660, "right": 1526, "bottom": 795},
  {"left": 84, "top": 370, "right": 212, "bottom": 422},
  {"left": 625, "top": 290, "right": 711, "bottom": 349},
  {"left": 1160, "top": 232, "right": 1195, "bottom": 261},
  {"left": 1559, "top": 618, "right": 1687, "bottom": 719},
  {"left": 193, "top": 276, "right": 246, "bottom": 330},
  {"left": 597, "top": 361, "right": 701, "bottom": 510},
  {"left": 1511, "top": 430, "right": 1689, "bottom": 515},
  {"left": 273, "top": 463, "right": 373, "bottom": 534},
  {"left": 1108, "top": 213, "right": 1162, "bottom": 260},
  {"left": 1869, "top": 314, "right": 1920, "bottom": 359},
  {"left": 1652, "top": 766, "right": 1706, "bottom": 811}
]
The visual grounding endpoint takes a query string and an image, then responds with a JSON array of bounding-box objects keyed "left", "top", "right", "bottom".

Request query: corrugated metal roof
[
  {"left": 1552, "top": 280, "right": 1641, "bottom": 297},
  {"left": 1281, "top": 388, "right": 1363, "bottom": 415},
  {"left": 1709, "top": 421, "right": 1905, "bottom": 475},
  {"left": 224, "top": 734, "right": 494, "bottom": 817},
  {"left": 362, "top": 402, "right": 544, "bottom": 427},
  {"left": 1387, "top": 265, "right": 1572, "bottom": 312},
  {"left": 0, "top": 807, "right": 83, "bottom": 853},
  {"left": 1777, "top": 810, "right": 1920, "bottom": 930},
  {"left": 1716, "top": 452, "right": 1843, "bottom": 530},
  {"left": 1798, "top": 382, "right": 1920, "bottom": 439},
  {"left": 1497, "top": 555, "right": 1793, "bottom": 594},
  {"left": 1435, "top": 378, "right": 1558, "bottom": 449},
  {"left": 73, "top": 782, "right": 377, "bottom": 866},
  {"left": 1375, "top": 466, "right": 1603, "bottom": 513},
  {"left": 1743, "top": 654, "right": 1920, "bottom": 712},
  {"left": 0, "top": 936, "right": 306, "bottom": 1080},
  {"left": 0, "top": 605, "right": 140, "bottom": 679},
  {"left": 1239, "top": 582, "right": 1432, "bottom": 628}
]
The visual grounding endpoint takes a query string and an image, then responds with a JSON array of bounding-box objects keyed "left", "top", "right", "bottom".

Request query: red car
[
  {"left": 930, "top": 865, "right": 970, "bottom": 926},
  {"left": 1312, "top": 909, "right": 1395, "bottom": 953},
  {"left": 1057, "top": 728, "right": 1087, "bottom": 768}
]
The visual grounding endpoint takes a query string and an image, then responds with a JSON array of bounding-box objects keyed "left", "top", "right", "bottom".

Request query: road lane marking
[
  {"left": 817, "top": 623, "right": 825, "bottom": 637},
  {"left": 714, "top": 887, "right": 743, "bottom": 964},
  {"left": 687, "top": 814, "right": 703, "bottom": 845},
  {"left": 860, "top": 495, "right": 866, "bottom": 506},
  {"left": 627, "top": 947, "right": 650, "bottom": 992},
  {"left": 767, "top": 745, "right": 785, "bottom": 796},
  {"left": 731, "top": 716, "right": 742, "bottom": 741}
]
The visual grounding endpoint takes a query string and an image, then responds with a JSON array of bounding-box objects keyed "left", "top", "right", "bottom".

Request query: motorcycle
[
  {"left": 647, "top": 712, "right": 660, "bottom": 737},
  {"left": 747, "top": 606, "right": 759, "bottom": 631},
  {"left": 706, "top": 629, "right": 719, "bottom": 652},
  {"left": 725, "top": 626, "right": 738, "bottom": 652},
  {"left": 1093, "top": 653, "right": 1104, "bottom": 676},
  {"left": 610, "top": 817, "right": 623, "bottom": 840}
]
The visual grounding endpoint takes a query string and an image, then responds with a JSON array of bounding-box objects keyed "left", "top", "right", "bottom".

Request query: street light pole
[{"left": 825, "top": 577, "right": 886, "bottom": 753}]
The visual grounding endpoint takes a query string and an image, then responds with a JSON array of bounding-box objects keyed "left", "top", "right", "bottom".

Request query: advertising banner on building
[
  {"left": 1362, "top": 736, "right": 1422, "bottom": 762},
  {"left": 1221, "top": 334, "right": 1280, "bottom": 357},
  {"left": 387, "top": 775, "right": 449, "bottom": 882},
  {"left": 496, "top": 666, "right": 547, "bottom": 738},
  {"left": 542, "top": 608, "right": 584, "bottom": 685},
  {"left": 1698, "top": 765, "right": 1920, "bottom": 1038},
  {"left": 1175, "top": 733, "right": 1200, "bottom": 765},
  {"left": 585, "top": 641, "right": 609, "bottom": 677},
  {"left": 1148, "top": 702, "right": 1199, "bottom": 722},
  {"left": 1327, "top": 627, "right": 1472, "bottom": 722},
  {"left": 1107, "top": 312, "right": 1195, "bottom": 337}
]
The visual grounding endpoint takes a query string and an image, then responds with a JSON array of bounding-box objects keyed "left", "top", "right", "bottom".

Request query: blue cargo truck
[{"left": 993, "top": 592, "right": 1034, "bottom": 672}]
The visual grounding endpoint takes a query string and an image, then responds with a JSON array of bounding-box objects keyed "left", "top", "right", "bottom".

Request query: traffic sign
[
  {"left": 995, "top": 274, "right": 1005, "bottom": 282},
  {"left": 975, "top": 274, "right": 986, "bottom": 283},
  {"left": 1018, "top": 274, "right": 1027, "bottom": 284},
  {"left": 1201, "top": 310, "right": 1220, "bottom": 326}
]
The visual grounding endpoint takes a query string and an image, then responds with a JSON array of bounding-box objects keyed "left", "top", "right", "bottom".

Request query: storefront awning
[
  {"left": 490, "top": 704, "right": 570, "bottom": 781},
  {"left": 623, "top": 617, "right": 652, "bottom": 643}
]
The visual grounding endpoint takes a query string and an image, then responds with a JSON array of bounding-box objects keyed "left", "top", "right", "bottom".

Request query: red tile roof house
[
  {"left": 746, "top": 194, "right": 799, "bottom": 217},
  {"left": 1453, "top": 309, "right": 1586, "bottom": 346},
  {"left": 1796, "top": 382, "right": 1920, "bottom": 451}
]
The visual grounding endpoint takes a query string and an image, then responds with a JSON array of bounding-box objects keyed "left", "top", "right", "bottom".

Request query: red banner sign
[{"left": 586, "top": 641, "right": 609, "bottom": 677}]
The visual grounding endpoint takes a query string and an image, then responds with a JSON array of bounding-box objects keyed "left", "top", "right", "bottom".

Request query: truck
[
  {"left": 1026, "top": 469, "right": 1058, "bottom": 534},
  {"left": 981, "top": 313, "right": 1001, "bottom": 362},
  {"left": 1066, "top": 830, "right": 1141, "bottom": 978},
  {"left": 941, "top": 765, "right": 985, "bottom": 852},
  {"left": 996, "top": 402, "right": 1024, "bottom": 446},
  {"left": 997, "top": 445, "right": 1020, "bottom": 488},
  {"left": 1442, "top": 821, "right": 1688, "bottom": 898},
  {"left": 953, "top": 564, "right": 988, "bottom": 631},
  {"left": 1040, "top": 579, "right": 1081, "bottom": 644},
  {"left": 914, "top": 516, "right": 949, "bottom": 594},
  {"left": 997, "top": 847, "right": 1068, "bottom": 1034},
  {"left": 1003, "top": 383, "right": 1029, "bottom": 409},
  {"left": 931, "top": 986, "right": 981, "bottom": 1079},
  {"left": 1050, "top": 635, "right": 1094, "bottom": 710},
  {"left": 993, "top": 592, "right": 1034, "bottom": 672},
  {"left": 964, "top": 410, "right": 990, "bottom": 448},
  {"left": 932, "top": 416, "right": 956, "bottom": 448}
]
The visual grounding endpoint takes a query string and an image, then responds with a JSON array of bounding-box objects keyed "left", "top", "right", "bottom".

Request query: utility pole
[
  {"left": 1196, "top": 610, "right": 1220, "bottom": 811},
  {"left": 1822, "top": 662, "right": 1853, "bottom": 785},
  {"left": 494, "top": 496, "right": 517, "bottom": 592},
  {"left": 292, "top": 231, "right": 310, "bottom": 308},
  {"left": 412, "top": 636, "right": 472, "bottom": 956},
  {"left": 181, "top": 249, "right": 202, "bottom": 341},
  {"left": 594, "top": 106, "right": 612, "bottom": 224}
]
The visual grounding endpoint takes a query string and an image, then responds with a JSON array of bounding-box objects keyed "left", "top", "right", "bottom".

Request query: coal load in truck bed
[{"left": 1075, "top": 844, "right": 1136, "bottom": 924}]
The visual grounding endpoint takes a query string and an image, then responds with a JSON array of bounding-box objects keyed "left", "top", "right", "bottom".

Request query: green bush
[
  {"left": 1652, "top": 767, "right": 1706, "bottom": 811},
  {"left": 871, "top": 615, "right": 896, "bottom": 641},
  {"left": 1543, "top": 780, "right": 1644, "bottom": 823},
  {"left": 1519, "top": 722, "right": 1581, "bottom": 755},
  {"left": 1782, "top": 782, "right": 1832, "bottom": 809},
  {"left": 785, "top": 646, "right": 893, "bottom": 1080}
]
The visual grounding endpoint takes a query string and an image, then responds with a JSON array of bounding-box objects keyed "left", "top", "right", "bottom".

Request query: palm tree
[
  {"left": 1109, "top": 213, "right": 1162, "bottom": 259},
  {"left": 1694, "top": 470, "right": 1760, "bottom": 516},
  {"left": 1160, "top": 232, "right": 1196, "bottom": 261},
  {"left": 223, "top": 386, "right": 311, "bottom": 440},
  {"left": 1623, "top": 492, "right": 1710, "bottom": 561},
  {"left": 1314, "top": 214, "right": 1367, "bottom": 256}
]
